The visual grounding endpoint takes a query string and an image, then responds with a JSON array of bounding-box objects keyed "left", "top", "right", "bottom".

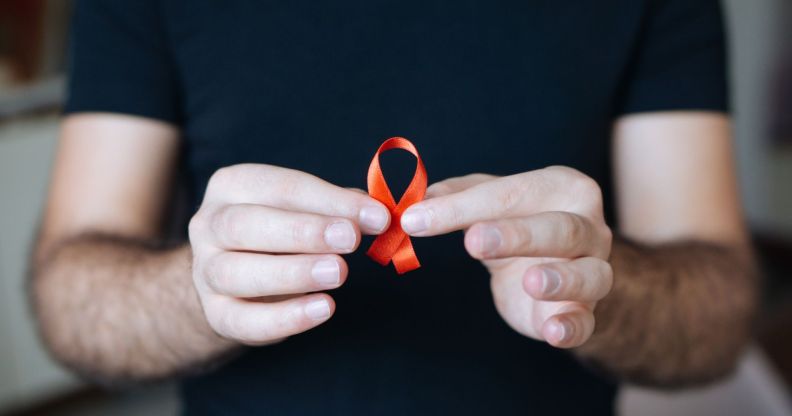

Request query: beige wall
[
  {"left": 725, "top": 0, "right": 792, "bottom": 233},
  {"left": 0, "top": 114, "right": 78, "bottom": 410}
]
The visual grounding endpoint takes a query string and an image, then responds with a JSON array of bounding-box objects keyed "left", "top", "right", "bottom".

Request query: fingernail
[
  {"left": 311, "top": 260, "right": 340, "bottom": 286},
  {"left": 401, "top": 207, "right": 430, "bottom": 234},
  {"left": 548, "top": 320, "right": 573, "bottom": 344},
  {"left": 480, "top": 226, "right": 502, "bottom": 255},
  {"left": 305, "top": 299, "right": 332, "bottom": 321},
  {"left": 359, "top": 205, "right": 389, "bottom": 233},
  {"left": 324, "top": 222, "right": 356, "bottom": 250},
  {"left": 542, "top": 269, "right": 562, "bottom": 295}
]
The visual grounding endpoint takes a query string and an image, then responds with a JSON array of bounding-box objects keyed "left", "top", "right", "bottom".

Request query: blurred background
[{"left": 0, "top": 0, "right": 791, "bottom": 415}]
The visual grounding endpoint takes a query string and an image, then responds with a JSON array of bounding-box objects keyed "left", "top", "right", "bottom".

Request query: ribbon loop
[{"left": 366, "top": 137, "right": 427, "bottom": 274}]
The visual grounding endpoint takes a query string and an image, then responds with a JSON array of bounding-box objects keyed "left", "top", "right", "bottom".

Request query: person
[{"left": 31, "top": 0, "right": 758, "bottom": 414}]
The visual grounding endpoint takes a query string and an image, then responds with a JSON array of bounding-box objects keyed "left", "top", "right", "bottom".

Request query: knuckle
[
  {"left": 328, "top": 197, "right": 359, "bottom": 220},
  {"left": 564, "top": 267, "right": 583, "bottom": 296},
  {"left": 557, "top": 213, "right": 584, "bottom": 244},
  {"left": 545, "top": 166, "right": 603, "bottom": 209},
  {"left": 207, "top": 166, "right": 237, "bottom": 192},
  {"left": 217, "top": 309, "right": 260, "bottom": 343},
  {"left": 278, "top": 175, "right": 299, "bottom": 197},
  {"left": 290, "top": 219, "right": 323, "bottom": 249},
  {"left": 572, "top": 176, "right": 603, "bottom": 209},
  {"left": 209, "top": 207, "right": 229, "bottom": 237},
  {"left": 426, "top": 182, "right": 453, "bottom": 198},
  {"left": 212, "top": 205, "right": 244, "bottom": 247},
  {"left": 206, "top": 312, "right": 224, "bottom": 336},
  {"left": 188, "top": 211, "right": 208, "bottom": 241},
  {"left": 498, "top": 176, "right": 526, "bottom": 213},
  {"left": 510, "top": 220, "right": 534, "bottom": 252},
  {"left": 527, "top": 169, "right": 553, "bottom": 193},
  {"left": 441, "top": 204, "right": 465, "bottom": 231},
  {"left": 571, "top": 315, "right": 593, "bottom": 346},
  {"left": 599, "top": 225, "right": 613, "bottom": 257},
  {"left": 578, "top": 259, "right": 613, "bottom": 299},
  {"left": 204, "top": 254, "right": 236, "bottom": 293},
  {"left": 545, "top": 165, "right": 583, "bottom": 182},
  {"left": 206, "top": 307, "right": 235, "bottom": 338},
  {"left": 266, "top": 170, "right": 301, "bottom": 203},
  {"left": 600, "top": 261, "right": 614, "bottom": 289},
  {"left": 225, "top": 318, "right": 255, "bottom": 343},
  {"left": 269, "top": 259, "right": 301, "bottom": 291},
  {"left": 543, "top": 165, "right": 569, "bottom": 174},
  {"left": 468, "top": 173, "right": 496, "bottom": 182},
  {"left": 272, "top": 306, "right": 303, "bottom": 337},
  {"left": 564, "top": 213, "right": 597, "bottom": 257}
]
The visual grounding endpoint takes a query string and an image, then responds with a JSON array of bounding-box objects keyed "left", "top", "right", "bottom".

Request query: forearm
[
  {"left": 31, "top": 235, "right": 237, "bottom": 384},
  {"left": 576, "top": 236, "right": 759, "bottom": 387}
]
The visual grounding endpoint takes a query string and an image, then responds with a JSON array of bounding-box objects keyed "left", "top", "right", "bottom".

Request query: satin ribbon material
[{"left": 366, "top": 137, "right": 427, "bottom": 274}]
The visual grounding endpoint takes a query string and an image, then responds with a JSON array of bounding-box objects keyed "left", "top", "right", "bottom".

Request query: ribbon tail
[
  {"left": 366, "top": 220, "right": 406, "bottom": 266},
  {"left": 366, "top": 245, "right": 391, "bottom": 266},
  {"left": 392, "top": 237, "right": 421, "bottom": 274}
]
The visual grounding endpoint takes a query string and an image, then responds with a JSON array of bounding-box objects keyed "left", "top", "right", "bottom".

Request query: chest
[{"left": 162, "top": 0, "right": 642, "bottom": 196}]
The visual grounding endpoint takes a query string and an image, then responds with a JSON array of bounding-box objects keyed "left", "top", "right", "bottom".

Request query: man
[{"left": 32, "top": 0, "right": 757, "bottom": 414}]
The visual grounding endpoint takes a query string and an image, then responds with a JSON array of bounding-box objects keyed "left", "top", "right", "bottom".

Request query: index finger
[
  {"left": 402, "top": 167, "right": 602, "bottom": 236},
  {"left": 206, "top": 164, "right": 390, "bottom": 234},
  {"left": 401, "top": 169, "right": 575, "bottom": 236}
]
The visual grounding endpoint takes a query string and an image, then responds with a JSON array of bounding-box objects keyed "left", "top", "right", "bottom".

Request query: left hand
[{"left": 400, "top": 167, "right": 613, "bottom": 348}]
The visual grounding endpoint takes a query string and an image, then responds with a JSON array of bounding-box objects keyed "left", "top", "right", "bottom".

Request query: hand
[
  {"left": 400, "top": 167, "right": 613, "bottom": 348},
  {"left": 188, "top": 164, "right": 390, "bottom": 345}
]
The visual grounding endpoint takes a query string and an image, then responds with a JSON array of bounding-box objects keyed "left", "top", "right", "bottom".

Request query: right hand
[{"left": 188, "top": 164, "right": 390, "bottom": 345}]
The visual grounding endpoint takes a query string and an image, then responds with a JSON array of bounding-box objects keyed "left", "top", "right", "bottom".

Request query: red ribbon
[{"left": 366, "top": 137, "right": 427, "bottom": 274}]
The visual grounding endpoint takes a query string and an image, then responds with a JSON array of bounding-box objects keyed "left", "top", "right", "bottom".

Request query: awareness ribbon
[{"left": 366, "top": 137, "right": 427, "bottom": 274}]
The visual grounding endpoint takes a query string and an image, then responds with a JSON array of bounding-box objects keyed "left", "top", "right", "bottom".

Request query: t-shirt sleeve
[
  {"left": 64, "top": 0, "right": 182, "bottom": 123},
  {"left": 615, "top": 0, "right": 729, "bottom": 115}
]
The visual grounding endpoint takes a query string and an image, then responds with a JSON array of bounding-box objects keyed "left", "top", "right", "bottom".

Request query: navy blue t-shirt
[{"left": 65, "top": 0, "right": 728, "bottom": 414}]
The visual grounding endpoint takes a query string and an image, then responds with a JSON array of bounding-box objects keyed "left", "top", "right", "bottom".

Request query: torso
[{"left": 162, "top": 1, "right": 642, "bottom": 413}]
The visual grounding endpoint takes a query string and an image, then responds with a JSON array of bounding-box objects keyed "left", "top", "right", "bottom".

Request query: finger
[
  {"left": 207, "top": 165, "right": 390, "bottom": 234},
  {"left": 206, "top": 293, "right": 335, "bottom": 345},
  {"left": 424, "top": 174, "right": 495, "bottom": 198},
  {"left": 541, "top": 307, "right": 595, "bottom": 349},
  {"left": 204, "top": 252, "right": 347, "bottom": 297},
  {"left": 402, "top": 167, "right": 599, "bottom": 236},
  {"left": 211, "top": 204, "right": 361, "bottom": 253},
  {"left": 464, "top": 212, "right": 609, "bottom": 260},
  {"left": 523, "top": 258, "right": 613, "bottom": 302},
  {"left": 401, "top": 174, "right": 549, "bottom": 236}
]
